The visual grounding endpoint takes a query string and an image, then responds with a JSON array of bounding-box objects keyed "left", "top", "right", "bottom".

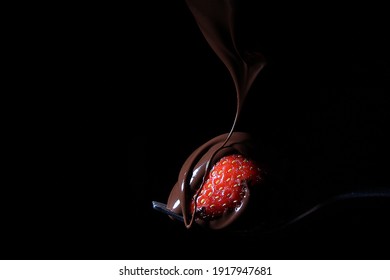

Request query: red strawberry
[{"left": 191, "top": 154, "right": 262, "bottom": 220}]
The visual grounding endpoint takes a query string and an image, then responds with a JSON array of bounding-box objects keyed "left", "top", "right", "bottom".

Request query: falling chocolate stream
[{"left": 167, "top": 0, "right": 266, "bottom": 229}]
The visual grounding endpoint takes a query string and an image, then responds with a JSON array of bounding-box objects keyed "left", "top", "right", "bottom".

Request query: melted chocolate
[{"left": 166, "top": 0, "right": 266, "bottom": 230}]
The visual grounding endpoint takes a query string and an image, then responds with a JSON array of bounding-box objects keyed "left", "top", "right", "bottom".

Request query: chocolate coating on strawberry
[{"left": 166, "top": 132, "right": 263, "bottom": 230}]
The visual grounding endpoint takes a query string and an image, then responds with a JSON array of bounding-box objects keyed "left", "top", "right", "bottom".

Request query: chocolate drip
[{"left": 167, "top": 0, "right": 266, "bottom": 229}]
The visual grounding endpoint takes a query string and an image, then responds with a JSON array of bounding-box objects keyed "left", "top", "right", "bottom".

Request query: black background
[{"left": 3, "top": 1, "right": 390, "bottom": 260}]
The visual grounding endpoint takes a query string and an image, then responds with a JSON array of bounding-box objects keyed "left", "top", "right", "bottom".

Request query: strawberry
[{"left": 191, "top": 154, "right": 262, "bottom": 220}]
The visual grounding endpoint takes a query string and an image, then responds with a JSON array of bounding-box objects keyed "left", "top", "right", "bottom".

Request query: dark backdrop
[{"left": 3, "top": 1, "right": 389, "bottom": 260}]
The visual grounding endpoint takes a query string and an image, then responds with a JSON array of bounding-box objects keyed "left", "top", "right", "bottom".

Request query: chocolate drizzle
[{"left": 166, "top": 0, "right": 266, "bottom": 229}]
